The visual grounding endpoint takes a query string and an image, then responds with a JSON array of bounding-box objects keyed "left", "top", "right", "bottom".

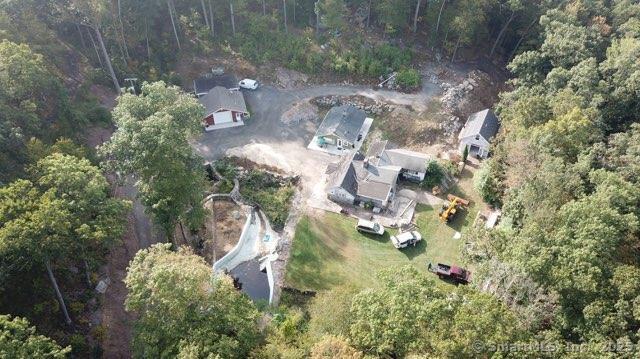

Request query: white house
[
  {"left": 309, "top": 105, "right": 372, "bottom": 155},
  {"left": 327, "top": 142, "right": 431, "bottom": 211},
  {"left": 366, "top": 140, "right": 431, "bottom": 182},
  {"left": 327, "top": 152, "right": 400, "bottom": 211},
  {"left": 458, "top": 109, "right": 500, "bottom": 159},
  {"left": 198, "top": 86, "right": 249, "bottom": 131}
]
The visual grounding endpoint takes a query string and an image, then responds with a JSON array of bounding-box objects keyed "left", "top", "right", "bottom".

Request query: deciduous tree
[
  {"left": 0, "top": 314, "right": 70, "bottom": 357},
  {"left": 99, "top": 81, "right": 208, "bottom": 239},
  {"left": 319, "top": 0, "right": 347, "bottom": 32},
  {"left": 125, "top": 244, "right": 260, "bottom": 358},
  {"left": 374, "top": 0, "right": 411, "bottom": 35},
  {"left": 0, "top": 154, "right": 128, "bottom": 325}
]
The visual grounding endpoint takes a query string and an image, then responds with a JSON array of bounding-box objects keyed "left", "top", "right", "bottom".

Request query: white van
[
  {"left": 355, "top": 219, "right": 385, "bottom": 235},
  {"left": 390, "top": 231, "right": 422, "bottom": 249}
]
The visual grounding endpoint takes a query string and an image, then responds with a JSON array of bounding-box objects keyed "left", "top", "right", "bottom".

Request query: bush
[
  {"left": 216, "top": 179, "right": 234, "bottom": 194},
  {"left": 396, "top": 68, "right": 421, "bottom": 89},
  {"left": 240, "top": 170, "right": 295, "bottom": 230},
  {"left": 214, "top": 158, "right": 237, "bottom": 179},
  {"left": 69, "top": 301, "right": 85, "bottom": 316},
  {"left": 69, "top": 334, "right": 89, "bottom": 356},
  {"left": 442, "top": 160, "right": 461, "bottom": 177},
  {"left": 92, "top": 325, "right": 106, "bottom": 342},
  {"left": 474, "top": 159, "right": 504, "bottom": 206},
  {"left": 421, "top": 160, "right": 445, "bottom": 189}
]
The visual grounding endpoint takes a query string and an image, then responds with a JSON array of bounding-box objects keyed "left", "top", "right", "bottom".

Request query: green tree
[
  {"left": 421, "top": 160, "right": 445, "bottom": 189},
  {"left": 310, "top": 335, "right": 363, "bottom": 359},
  {"left": 32, "top": 153, "right": 130, "bottom": 277},
  {"left": 0, "top": 154, "right": 129, "bottom": 325},
  {"left": 319, "top": 0, "right": 347, "bottom": 32},
  {"left": 474, "top": 157, "right": 504, "bottom": 206},
  {"left": 375, "top": 0, "right": 412, "bottom": 35},
  {"left": 0, "top": 40, "right": 68, "bottom": 182},
  {"left": 598, "top": 123, "right": 640, "bottom": 183},
  {"left": 539, "top": 9, "right": 602, "bottom": 69},
  {"left": 533, "top": 107, "right": 600, "bottom": 160},
  {"left": 66, "top": 0, "right": 122, "bottom": 93},
  {"left": 448, "top": 0, "right": 491, "bottom": 62},
  {"left": 489, "top": 0, "right": 525, "bottom": 57},
  {"left": 349, "top": 267, "right": 444, "bottom": 356},
  {"left": 0, "top": 314, "right": 70, "bottom": 358},
  {"left": 99, "top": 81, "right": 207, "bottom": 239},
  {"left": 348, "top": 266, "right": 527, "bottom": 357},
  {"left": 599, "top": 37, "right": 640, "bottom": 128},
  {"left": 125, "top": 244, "right": 260, "bottom": 358}
]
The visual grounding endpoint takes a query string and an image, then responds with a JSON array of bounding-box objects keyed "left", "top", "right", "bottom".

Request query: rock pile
[
  {"left": 439, "top": 115, "right": 464, "bottom": 138},
  {"left": 440, "top": 70, "right": 492, "bottom": 113},
  {"left": 313, "top": 95, "right": 390, "bottom": 116}
]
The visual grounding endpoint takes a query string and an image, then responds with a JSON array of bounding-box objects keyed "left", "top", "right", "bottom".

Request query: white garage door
[{"left": 213, "top": 111, "right": 233, "bottom": 124}]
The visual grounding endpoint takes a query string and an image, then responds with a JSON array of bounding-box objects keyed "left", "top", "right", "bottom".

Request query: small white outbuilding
[{"left": 458, "top": 109, "right": 500, "bottom": 159}]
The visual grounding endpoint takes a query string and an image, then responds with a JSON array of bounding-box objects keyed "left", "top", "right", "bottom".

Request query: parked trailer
[{"left": 428, "top": 262, "right": 471, "bottom": 285}]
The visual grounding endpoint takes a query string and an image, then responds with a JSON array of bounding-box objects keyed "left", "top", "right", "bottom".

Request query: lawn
[{"left": 285, "top": 166, "right": 482, "bottom": 292}]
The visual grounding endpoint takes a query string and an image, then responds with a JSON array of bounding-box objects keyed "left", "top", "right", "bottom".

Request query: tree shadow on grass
[
  {"left": 400, "top": 239, "right": 427, "bottom": 260},
  {"left": 359, "top": 231, "right": 391, "bottom": 244},
  {"left": 448, "top": 209, "right": 473, "bottom": 232}
]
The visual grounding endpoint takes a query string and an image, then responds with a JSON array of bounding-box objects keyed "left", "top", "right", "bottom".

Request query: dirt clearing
[{"left": 201, "top": 200, "right": 246, "bottom": 265}]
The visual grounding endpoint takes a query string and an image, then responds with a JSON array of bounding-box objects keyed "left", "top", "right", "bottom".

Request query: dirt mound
[{"left": 275, "top": 67, "right": 309, "bottom": 88}]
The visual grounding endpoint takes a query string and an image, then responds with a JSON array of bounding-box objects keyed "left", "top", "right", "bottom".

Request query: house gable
[
  {"left": 458, "top": 109, "right": 500, "bottom": 142},
  {"left": 199, "top": 86, "right": 248, "bottom": 118},
  {"left": 317, "top": 105, "right": 367, "bottom": 144}
]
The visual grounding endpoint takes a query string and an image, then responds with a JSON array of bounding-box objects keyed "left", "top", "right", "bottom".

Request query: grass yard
[{"left": 285, "top": 166, "right": 482, "bottom": 292}]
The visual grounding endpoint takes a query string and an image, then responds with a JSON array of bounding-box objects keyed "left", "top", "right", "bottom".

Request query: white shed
[{"left": 458, "top": 109, "right": 500, "bottom": 159}]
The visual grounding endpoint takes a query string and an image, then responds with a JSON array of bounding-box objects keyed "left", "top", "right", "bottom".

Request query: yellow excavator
[{"left": 438, "top": 194, "right": 470, "bottom": 223}]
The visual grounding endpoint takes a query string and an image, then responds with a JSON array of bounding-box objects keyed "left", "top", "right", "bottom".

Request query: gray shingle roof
[
  {"left": 365, "top": 140, "right": 388, "bottom": 159},
  {"left": 366, "top": 140, "right": 430, "bottom": 173},
  {"left": 317, "top": 105, "right": 367, "bottom": 144},
  {"left": 331, "top": 152, "right": 359, "bottom": 196},
  {"left": 199, "top": 86, "right": 248, "bottom": 115},
  {"left": 352, "top": 162, "right": 399, "bottom": 201},
  {"left": 330, "top": 151, "right": 400, "bottom": 202},
  {"left": 380, "top": 149, "right": 430, "bottom": 173},
  {"left": 458, "top": 109, "right": 500, "bottom": 141},
  {"left": 194, "top": 74, "right": 237, "bottom": 95}
]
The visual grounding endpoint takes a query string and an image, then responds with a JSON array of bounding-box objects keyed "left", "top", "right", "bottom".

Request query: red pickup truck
[{"left": 428, "top": 263, "right": 471, "bottom": 285}]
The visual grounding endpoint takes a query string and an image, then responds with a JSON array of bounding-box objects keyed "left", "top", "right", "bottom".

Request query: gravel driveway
[{"left": 194, "top": 81, "right": 440, "bottom": 159}]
